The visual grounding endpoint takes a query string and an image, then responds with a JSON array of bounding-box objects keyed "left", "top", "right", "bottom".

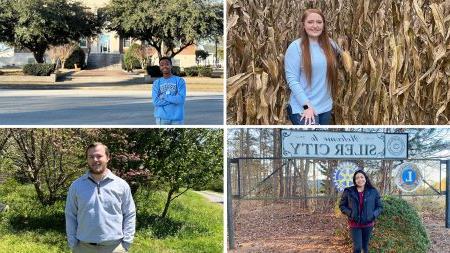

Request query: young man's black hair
[{"left": 159, "top": 56, "right": 172, "bottom": 65}]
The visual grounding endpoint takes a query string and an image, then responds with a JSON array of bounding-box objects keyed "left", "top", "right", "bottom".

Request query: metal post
[
  {"left": 227, "top": 159, "right": 236, "bottom": 249},
  {"left": 440, "top": 161, "right": 443, "bottom": 194},
  {"left": 446, "top": 160, "right": 450, "bottom": 228},
  {"left": 237, "top": 160, "right": 241, "bottom": 199}
]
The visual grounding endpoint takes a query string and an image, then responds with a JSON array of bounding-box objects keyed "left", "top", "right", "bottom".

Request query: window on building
[{"left": 123, "top": 38, "right": 132, "bottom": 48}]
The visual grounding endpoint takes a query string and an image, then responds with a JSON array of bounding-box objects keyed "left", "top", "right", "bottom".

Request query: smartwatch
[{"left": 303, "top": 104, "right": 309, "bottom": 110}]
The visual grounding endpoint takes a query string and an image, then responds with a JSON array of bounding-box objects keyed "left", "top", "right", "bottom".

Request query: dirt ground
[
  {"left": 422, "top": 211, "right": 450, "bottom": 253},
  {"left": 230, "top": 200, "right": 351, "bottom": 252},
  {"left": 230, "top": 200, "right": 450, "bottom": 253}
]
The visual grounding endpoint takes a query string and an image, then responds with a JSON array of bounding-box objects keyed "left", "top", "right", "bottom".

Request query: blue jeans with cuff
[{"left": 155, "top": 118, "right": 184, "bottom": 125}]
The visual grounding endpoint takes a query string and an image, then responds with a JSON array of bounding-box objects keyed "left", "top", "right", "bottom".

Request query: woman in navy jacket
[{"left": 339, "top": 170, "right": 383, "bottom": 253}]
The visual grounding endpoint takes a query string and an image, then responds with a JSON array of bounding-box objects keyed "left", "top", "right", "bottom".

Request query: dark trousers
[
  {"left": 287, "top": 105, "right": 332, "bottom": 125},
  {"left": 351, "top": 226, "right": 373, "bottom": 253}
]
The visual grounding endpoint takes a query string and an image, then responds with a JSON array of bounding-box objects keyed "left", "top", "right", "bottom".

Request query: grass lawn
[
  {"left": 152, "top": 77, "right": 223, "bottom": 92},
  {"left": 0, "top": 180, "right": 223, "bottom": 253},
  {"left": 184, "top": 83, "right": 223, "bottom": 92}
]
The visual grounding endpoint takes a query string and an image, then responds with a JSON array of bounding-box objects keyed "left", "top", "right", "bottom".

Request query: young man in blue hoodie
[{"left": 152, "top": 57, "right": 186, "bottom": 125}]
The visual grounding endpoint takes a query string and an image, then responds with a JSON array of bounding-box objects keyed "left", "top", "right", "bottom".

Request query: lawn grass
[
  {"left": 184, "top": 83, "right": 223, "bottom": 92},
  {"left": 0, "top": 180, "right": 223, "bottom": 253}
]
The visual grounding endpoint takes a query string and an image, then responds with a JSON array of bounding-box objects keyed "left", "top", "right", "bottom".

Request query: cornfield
[{"left": 227, "top": 0, "right": 450, "bottom": 125}]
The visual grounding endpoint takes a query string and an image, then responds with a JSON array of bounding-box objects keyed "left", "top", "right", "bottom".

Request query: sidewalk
[
  {"left": 195, "top": 191, "right": 224, "bottom": 204},
  {"left": 0, "top": 81, "right": 223, "bottom": 96}
]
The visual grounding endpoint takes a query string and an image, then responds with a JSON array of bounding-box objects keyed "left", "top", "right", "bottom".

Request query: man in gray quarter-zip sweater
[{"left": 65, "top": 142, "right": 136, "bottom": 253}]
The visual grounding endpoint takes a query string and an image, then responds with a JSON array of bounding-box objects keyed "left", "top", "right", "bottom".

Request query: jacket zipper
[{"left": 88, "top": 177, "right": 101, "bottom": 195}]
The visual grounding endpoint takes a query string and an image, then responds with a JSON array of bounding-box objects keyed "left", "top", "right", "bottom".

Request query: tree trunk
[
  {"left": 273, "top": 129, "right": 283, "bottom": 197},
  {"left": 33, "top": 180, "right": 48, "bottom": 205},
  {"left": 292, "top": 160, "right": 298, "bottom": 196},
  {"left": 303, "top": 160, "right": 310, "bottom": 208},
  {"left": 161, "top": 188, "right": 176, "bottom": 218},
  {"left": 33, "top": 50, "right": 46, "bottom": 63},
  {"left": 215, "top": 38, "right": 218, "bottom": 66}
]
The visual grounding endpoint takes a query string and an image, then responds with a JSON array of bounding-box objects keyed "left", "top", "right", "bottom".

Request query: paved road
[
  {"left": 0, "top": 90, "right": 223, "bottom": 125},
  {"left": 195, "top": 191, "right": 224, "bottom": 204}
]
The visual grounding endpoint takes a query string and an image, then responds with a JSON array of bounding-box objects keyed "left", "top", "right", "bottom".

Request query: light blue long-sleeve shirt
[
  {"left": 284, "top": 38, "right": 341, "bottom": 114},
  {"left": 152, "top": 75, "right": 186, "bottom": 121},
  {"left": 65, "top": 170, "right": 136, "bottom": 250}
]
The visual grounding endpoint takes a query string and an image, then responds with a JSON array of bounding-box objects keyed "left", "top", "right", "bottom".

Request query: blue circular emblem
[
  {"left": 401, "top": 167, "right": 417, "bottom": 185},
  {"left": 333, "top": 162, "right": 359, "bottom": 192},
  {"left": 395, "top": 163, "right": 422, "bottom": 192}
]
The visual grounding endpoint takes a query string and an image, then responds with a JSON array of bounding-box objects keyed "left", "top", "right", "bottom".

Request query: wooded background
[
  {"left": 228, "top": 128, "right": 449, "bottom": 209},
  {"left": 0, "top": 128, "right": 223, "bottom": 218}
]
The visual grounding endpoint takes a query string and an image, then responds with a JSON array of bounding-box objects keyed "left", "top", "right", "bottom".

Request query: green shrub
[
  {"left": 64, "top": 47, "right": 86, "bottom": 69},
  {"left": 123, "top": 44, "right": 142, "bottom": 71},
  {"left": 147, "top": 65, "right": 162, "bottom": 77},
  {"left": 370, "top": 196, "right": 430, "bottom": 253},
  {"left": 205, "top": 179, "right": 223, "bottom": 192},
  {"left": 193, "top": 177, "right": 223, "bottom": 192},
  {"left": 184, "top": 66, "right": 198, "bottom": 76},
  {"left": 198, "top": 66, "right": 213, "bottom": 77},
  {"left": 146, "top": 65, "right": 181, "bottom": 77},
  {"left": 172, "top": 66, "right": 181, "bottom": 76},
  {"left": 22, "top": 63, "right": 55, "bottom": 76}
]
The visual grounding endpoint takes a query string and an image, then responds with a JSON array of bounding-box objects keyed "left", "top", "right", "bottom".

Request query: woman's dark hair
[{"left": 353, "top": 169, "right": 374, "bottom": 189}]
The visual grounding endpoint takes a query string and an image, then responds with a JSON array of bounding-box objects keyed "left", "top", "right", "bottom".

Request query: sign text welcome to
[{"left": 281, "top": 130, "right": 407, "bottom": 159}]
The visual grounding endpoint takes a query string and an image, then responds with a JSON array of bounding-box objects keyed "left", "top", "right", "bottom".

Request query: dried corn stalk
[{"left": 227, "top": 0, "right": 450, "bottom": 125}]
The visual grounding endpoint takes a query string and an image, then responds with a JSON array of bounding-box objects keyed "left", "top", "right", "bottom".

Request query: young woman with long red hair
[{"left": 284, "top": 8, "right": 342, "bottom": 125}]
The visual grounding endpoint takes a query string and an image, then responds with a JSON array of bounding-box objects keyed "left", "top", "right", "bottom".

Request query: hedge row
[
  {"left": 184, "top": 66, "right": 213, "bottom": 77},
  {"left": 146, "top": 65, "right": 181, "bottom": 77},
  {"left": 22, "top": 63, "right": 56, "bottom": 76}
]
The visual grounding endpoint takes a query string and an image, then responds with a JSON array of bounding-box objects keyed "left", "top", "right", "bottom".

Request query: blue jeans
[
  {"left": 351, "top": 226, "right": 373, "bottom": 253},
  {"left": 287, "top": 105, "right": 332, "bottom": 125},
  {"left": 155, "top": 118, "right": 184, "bottom": 125}
]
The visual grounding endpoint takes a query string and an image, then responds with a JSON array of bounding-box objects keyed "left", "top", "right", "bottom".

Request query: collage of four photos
[{"left": 0, "top": 0, "right": 449, "bottom": 252}]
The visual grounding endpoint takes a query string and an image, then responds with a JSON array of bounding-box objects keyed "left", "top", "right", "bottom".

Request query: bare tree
[
  {"left": 47, "top": 46, "right": 61, "bottom": 66},
  {"left": 59, "top": 43, "right": 78, "bottom": 70},
  {"left": 7, "top": 129, "right": 85, "bottom": 205},
  {"left": 47, "top": 43, "right": 77, "bottom": 70},
  {"left": 132, "top": 44, "right": 153, "bottom": 70}
]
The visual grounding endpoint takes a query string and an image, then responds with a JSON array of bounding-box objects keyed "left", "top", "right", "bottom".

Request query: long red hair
[{"left": 300, "top": 9, "right": 337, "bottom": 92}]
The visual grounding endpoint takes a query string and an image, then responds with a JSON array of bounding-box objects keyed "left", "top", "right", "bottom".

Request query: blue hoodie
[
  {"left": 152, "top": 75, "right": 186, "bottom": 121},
  {"left": 284, "top": 38, "right": 341, "bottom": 115}
]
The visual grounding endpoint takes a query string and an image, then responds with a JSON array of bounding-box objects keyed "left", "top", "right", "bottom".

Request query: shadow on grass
[
  {"left": 3, "top": 211, "right": 68, "bottom": 252},
  {"left": 137, "top": 213, "right": 184, "bottom": 238},
  {"left": 8, "top": 212, "right": 65, "bottom": 233}
]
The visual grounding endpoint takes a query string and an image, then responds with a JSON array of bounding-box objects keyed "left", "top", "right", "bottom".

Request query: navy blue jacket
[{"left": 339, "top": 186, "right": 383, "bottom": 225}]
